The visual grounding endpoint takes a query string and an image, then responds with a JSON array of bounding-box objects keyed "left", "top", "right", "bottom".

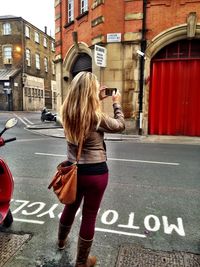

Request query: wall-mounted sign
[
  {"left": 94, "top": 45, "right": 107, "bottom": 67},
  {"left": 107, "top": 33, "right": 121, "bottom": 43}
]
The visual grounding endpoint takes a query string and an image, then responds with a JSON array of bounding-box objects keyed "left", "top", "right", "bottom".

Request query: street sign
[
  {"left": 107, "top": 33, "right": 121, "bottom": 43},
  {"left": 94, "top": 45, "right": 107, "bottom": 67}
]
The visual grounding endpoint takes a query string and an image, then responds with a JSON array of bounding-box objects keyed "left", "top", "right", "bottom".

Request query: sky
[{"left": 0, "top": 0, "right": 55, "bottom": 37}]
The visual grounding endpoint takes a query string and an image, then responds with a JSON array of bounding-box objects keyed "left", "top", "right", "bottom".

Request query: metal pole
[{"left": 138, "top": 0, "right": 147, "bottom": 135}]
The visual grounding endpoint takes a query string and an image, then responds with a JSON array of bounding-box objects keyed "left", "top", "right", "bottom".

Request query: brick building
[
  {"left": 0, "top": 15, "right": 56, "bottom": 111},
  {"left": 55, "top": 0, "right": 200, "bottom": 136}
]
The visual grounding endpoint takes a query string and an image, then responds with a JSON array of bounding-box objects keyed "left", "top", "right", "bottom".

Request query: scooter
[
  {"left": 41, "top": 107, "right": 57, "bottom": 122},
  {"left": 0, "top": 118, "right": 18, "bottom": 227}
]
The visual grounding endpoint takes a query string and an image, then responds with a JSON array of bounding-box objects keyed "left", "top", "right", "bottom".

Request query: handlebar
[{"left": 4, "top": 137, "right": 17, "bottom": 143}]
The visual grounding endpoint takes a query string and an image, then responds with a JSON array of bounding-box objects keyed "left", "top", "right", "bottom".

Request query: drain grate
[
  {"left": 116, "top": 244, "right": 200, "bottom": 267},
  {"left": 0, "top": 232, "right": 31, "bottom": 267}
]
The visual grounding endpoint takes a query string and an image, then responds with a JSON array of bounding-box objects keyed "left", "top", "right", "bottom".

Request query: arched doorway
[
  {"left": 71, "top": 53, "right": 92, "bottom": 77},
  {"left": 149, "top": 39, "right": 200, "bottom": 136}
]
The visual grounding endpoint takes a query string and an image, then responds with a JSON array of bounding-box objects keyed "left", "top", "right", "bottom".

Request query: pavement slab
[
  {"left": 116, "top": 244, "right": 200, "bottom": 267},
  {"left": 0, "top": 232, "right": 31, "bottom": 267}
]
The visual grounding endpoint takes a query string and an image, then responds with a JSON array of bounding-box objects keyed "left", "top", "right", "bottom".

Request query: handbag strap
[{"left": 76, "top": 135, "right": 84, "bottom": 163}]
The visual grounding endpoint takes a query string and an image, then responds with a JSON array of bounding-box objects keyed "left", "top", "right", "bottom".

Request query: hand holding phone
[{"left": 105, "top": 88, "right": 117, "bottom": 96}]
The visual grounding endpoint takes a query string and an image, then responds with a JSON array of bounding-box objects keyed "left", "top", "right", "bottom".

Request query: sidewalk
[{"left": 26, "top": 122, "right": 200, "bottom": 145}]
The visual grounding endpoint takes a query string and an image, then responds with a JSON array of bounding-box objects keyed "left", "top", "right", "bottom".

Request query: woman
[{"left": 59, "top": 71, "right": 125, "bottom": 267}]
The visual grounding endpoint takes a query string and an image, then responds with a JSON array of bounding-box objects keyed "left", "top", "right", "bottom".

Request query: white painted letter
[
  {"left": 101, "top": 210, "right": 118, "bottom": 225},
  {"left": 12, "top": 200, "right": 30, "bottom": 214},
  {"left": 162, "top": 216, "right": 185, "bottom": 236},
  {"left": 37, "top": 204, "right": 59, "bottom": 218},
  {"left": 118, "top": 212, "right": 140, "bottom": 229},
  {"left": 22, "top": 202, "right": 46, "bottom": 215},
  {"left": 144, "top": 215, "right": 160, "bottom": 231}
]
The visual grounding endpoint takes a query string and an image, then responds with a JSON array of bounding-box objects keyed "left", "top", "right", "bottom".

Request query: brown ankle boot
[
  {"left": 57, "top": 223, "right": 71, "bottom": 250},
  {"left": 75, "top": 236, "right": 97, "bottom": 267}
]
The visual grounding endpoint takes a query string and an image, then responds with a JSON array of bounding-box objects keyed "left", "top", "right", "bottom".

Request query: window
[
  {"left": 68, "top": 0, "right": 74, "bottom": 22},
  {"left": 43, "top": 37, "right": 47, "bottom": 48},
  {"left": 44, "top": 57, "right": 48, "bottom": 72},
  {"left": 25, "top": 26, "right": 30, "bottom": 38},
  {"left": 51, "top": 42, "right": 55, "bottom": 52},
  {"left": 26, "top": 49, "right": 31, "bottom": 66},
  {"left": 80, "top": 0, "right": 88, "bottom": 14},
  {"left": 3, "top": 23, "right": 11, "bottom": 35},
  {"left": 35, "top": 54, "right": 40, "bottom": 69},
  {"left": 35, "top": 32, "right": 40, "bottom": 43},
  {"left": 3, "top": 46, "right": 12, "bottom": 59},
  {"left": 52, "top": 61, "right": 55, "bottom": 75}
]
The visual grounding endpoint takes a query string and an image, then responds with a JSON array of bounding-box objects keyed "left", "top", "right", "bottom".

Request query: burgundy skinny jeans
[{"left": 60, "top": 172, "right": 108, "bottom": 240}]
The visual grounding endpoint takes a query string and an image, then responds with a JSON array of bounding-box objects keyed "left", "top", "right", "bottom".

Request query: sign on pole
[{"left": 94, "top": 45, "right": 107, "bottom": 67}]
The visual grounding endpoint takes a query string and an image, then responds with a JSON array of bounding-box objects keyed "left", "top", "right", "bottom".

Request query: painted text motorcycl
[
  {"left": 41, "top": 107, "right": 57, "bottom": 122},
  {"left": 0, "top": 118, "right": 17, "bottom": 227}
]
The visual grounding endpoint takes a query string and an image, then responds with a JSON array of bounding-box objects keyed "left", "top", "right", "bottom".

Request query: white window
[
  {"left": 68, "top": 0, "right": 74, "bottom": 23},
  {"left": 26, "top": 49, "right": 31, "bottom": 66},
  {"left": 35, "top": 54, "right": 40, "bottom": 69},
  {"left": 51, "top": 42, "right": 55, "bottom": 52},
  {"left": 43, "top": 37, "right": 47, "bottom": 48},
  {"left": 35, "top": 32, "right": 40, "bottom": 43},
  {"left": 80, "top": 0, "right": 88, "bottom": 14},
  {"left": 25, "top": 25, "right": 30, "bottom": 38},
  {"left": 3, "top": 23, "right": 11, "bottom": 35},
  {"left": 52, "top": 61, "right": 55, "bottom": 75},
  {"left": 3, "top": 46, "right": 12, "bottom": 59},
  {"left": 44, "top": 57, "right": 48, "bottom": 72}
]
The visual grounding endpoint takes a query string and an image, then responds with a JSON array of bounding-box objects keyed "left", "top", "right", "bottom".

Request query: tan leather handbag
[{"left": 48, "top": 137, "right": 83, "bottom": 204}]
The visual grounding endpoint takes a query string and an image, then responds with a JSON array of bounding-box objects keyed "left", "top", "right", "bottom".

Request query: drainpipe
[{"left": 138, "top": 0, "right": 147, "bottom": 135}]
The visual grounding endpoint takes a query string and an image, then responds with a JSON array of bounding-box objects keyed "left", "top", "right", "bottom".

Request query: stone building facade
[
  {"left": 0, "top": 15, "right": 56, "bottom": 111},
  {"left": 55, "top": 0, "right": 200, "bottom": 136}
]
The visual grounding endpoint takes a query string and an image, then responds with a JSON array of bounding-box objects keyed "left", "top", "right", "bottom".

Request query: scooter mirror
[{"left": 5, "top": 118, "right": 18, "bottom": 129}]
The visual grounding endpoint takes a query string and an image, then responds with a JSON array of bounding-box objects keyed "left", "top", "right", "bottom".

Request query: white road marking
[
  {"left": 14, "top": 218, "right": 44, "bottom": 224},
  {"left": 34, "top": 152, "right": 180, "bottom": 166},
  {"left": 108, "top": 157, "right": 180, "bottom": 166},
  {"left": 95, "top": 227, "right": 146, "bottom": 238},
  {"left": 13, "top": 113, "right": 28, "bottom": 126},
  {"left": 35, "top": 152, "right": 65, "bottom": 157},
  {"left": 17, "top": 138, "right": 53, "bottom": 142},
  {"left": 23, "top": 117, "right": 34, "bottom": 124}
]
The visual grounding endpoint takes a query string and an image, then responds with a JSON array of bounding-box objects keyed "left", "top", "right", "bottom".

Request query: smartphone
[{"left": 105, "top": 88, "right": 117, "bottom": 96}]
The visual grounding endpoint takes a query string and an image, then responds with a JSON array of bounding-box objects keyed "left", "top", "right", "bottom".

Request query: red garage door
[{"left": 149, "top": 40, "right": 200, "bottom": 136}]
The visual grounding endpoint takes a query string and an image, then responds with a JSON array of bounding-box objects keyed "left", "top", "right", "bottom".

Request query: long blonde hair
[{"left": 62, "top": 71, "right": 102, "bottom": 144}]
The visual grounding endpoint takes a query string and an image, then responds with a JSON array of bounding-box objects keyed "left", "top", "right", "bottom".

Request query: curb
[{"left": 26, "top": 125, "right": 200, "bottom": 145}]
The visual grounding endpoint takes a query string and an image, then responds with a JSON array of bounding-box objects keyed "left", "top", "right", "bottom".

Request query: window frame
[
  {"left": 44, "top": 57, "right": 48, "bottom": 72},
  {"left": 34, "top": 31, "right": 40, "bottom": 43},
  {"left": 3, "top": 23, "right": 11, "bottom": 35},
  {"left": 68, "top": 0, "right": 74, "bottom": 23},
  {"left": 35, "top": 53, "right": 40, "bottom": 70},
  {"left": 26, "top": 48, "right": 31, "bottom": 66},
  {"left": 3, "top": 46, "right": 12, "bottom": 59},
  {"left": 52, "top": 61, "right": 55, "bottom": 75},
  {"left": 80, "top": 0, "right": 88, "bottom": 14},
  {"left": 51, "top": 42, "right": 55, "bottom": 52},
  {"left": 25, "top": 25, "right": 30, "bottom": 38},
  {"left": 43, "top": 37, "right": 47, "bottom": 48}
]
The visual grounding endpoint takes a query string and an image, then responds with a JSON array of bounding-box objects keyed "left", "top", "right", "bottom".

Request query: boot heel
[
  {"left": 57, "top": 223, "right": 71, "bottom": 250},
  {"left": 75, "top": 236, "right": 97, "bottom": 266}
]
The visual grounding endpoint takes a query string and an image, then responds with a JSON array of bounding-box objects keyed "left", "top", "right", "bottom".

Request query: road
[{"left": 0, "top": 112, "right": 200, "bottom": 266}]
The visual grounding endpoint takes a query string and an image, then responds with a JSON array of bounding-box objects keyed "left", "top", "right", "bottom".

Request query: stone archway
[
  {"left": 62, "top": 42, "right": 92, "bottom": 81},
  {"left": 61, "top": 43, "right": 93, "bottom": 100},
  {"left": 142, "top": 23, "right": 200, "bottom": 135}
]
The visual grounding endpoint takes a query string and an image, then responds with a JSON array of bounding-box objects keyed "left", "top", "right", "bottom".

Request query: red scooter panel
[
  {"left": 0, "top": 159, "right": 14, "bottom": 203},
  {"left": 0, "top": 202, "right": 10, "bottom": 223}
]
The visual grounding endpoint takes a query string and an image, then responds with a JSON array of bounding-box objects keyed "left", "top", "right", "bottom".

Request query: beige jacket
[{"left": 67, "top": 103, "right": 125, "bottom": 164}]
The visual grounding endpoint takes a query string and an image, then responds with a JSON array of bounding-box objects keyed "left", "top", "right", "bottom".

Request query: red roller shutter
[{"left": 149, "top": 59, "right": 200, "bottom": 136}]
